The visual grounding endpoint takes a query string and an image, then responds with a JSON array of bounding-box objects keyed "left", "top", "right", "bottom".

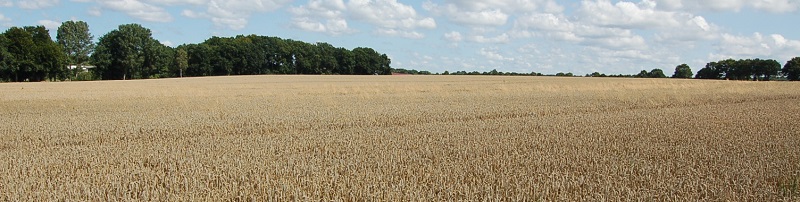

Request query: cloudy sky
[{"left": 1, "top": 0, "right": 799, "bottom": 75}]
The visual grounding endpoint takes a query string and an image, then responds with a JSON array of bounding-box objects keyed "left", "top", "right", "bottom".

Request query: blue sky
[{"left": 1, "top": 0, "right": 799, "bottom": 75}]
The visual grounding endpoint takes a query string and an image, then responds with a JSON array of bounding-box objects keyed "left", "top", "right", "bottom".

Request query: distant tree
[
  {"left": 671, "top": 64, "right": 692, "bottom": 78},
  {"left": 753, "top": 59, "right": 781, "bottom": 81},
  {"left": 648, "top": 69, "right": 667, "bottom": 78},
  {"left": 1, "top": 26, "right": 65, "bottom": 82},
  {"left": 442, "top": 70, "right": 449, "bottom": 75},
  {"left": 92, "top": 24, "right": 158, "bottom": 80},
  {"left": 57, "top": 21, "right": 94, "bottom": 79},
  {"left": 0, "top": 34, "right": 10, "bottom": 81},
  {"left": 173, "top": 48, "right": 188, "bottom": 77},
  {"left": 589, "top": 72, "right": 607, "bottom": 77},
  {"left": 636, "top": 70, "right": 648, "bottom": 78},
  {"left": 696, "top": 61, "right": 722, "bottom": 79},
  {"left": 782, "top": 57, "right": 800, "bottom": 81}
]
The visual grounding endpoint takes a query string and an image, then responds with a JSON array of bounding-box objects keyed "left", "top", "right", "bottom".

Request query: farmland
[{"left": 1, "top": 75, "right": 799, "bottom": 200}]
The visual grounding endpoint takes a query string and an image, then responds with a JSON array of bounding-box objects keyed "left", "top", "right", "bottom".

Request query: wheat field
[{"left": 1, "top": 75, "right": 799, "bottom": 201}]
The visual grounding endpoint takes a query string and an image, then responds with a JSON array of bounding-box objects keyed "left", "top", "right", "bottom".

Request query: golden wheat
[{"left": 1, "top": 75, "right": 798, "bottom": 201}]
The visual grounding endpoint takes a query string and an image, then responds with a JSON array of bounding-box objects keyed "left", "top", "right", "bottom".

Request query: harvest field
[{"left": 1, "top": 75, "right": 799, "bottom": 200}]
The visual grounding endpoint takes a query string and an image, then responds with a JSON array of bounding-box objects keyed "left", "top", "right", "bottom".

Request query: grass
[{"left": 1, "top": 75, "right": 799, "bottom": 200}]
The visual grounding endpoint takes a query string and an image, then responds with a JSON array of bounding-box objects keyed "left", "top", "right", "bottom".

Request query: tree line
[
  {"left": 3, "top": 21, "right": 800, "bottom": 82},
  {"left": 695, "top": 58, "right": 800, "bottom": 81},
  {"left": 0, "top": 21, "right": 392, "bottom": 82}
]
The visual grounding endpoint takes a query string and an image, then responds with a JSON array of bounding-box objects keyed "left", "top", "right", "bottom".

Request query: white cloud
[
  {"left": 575, "top": 0, "right": 722, "bottom": 41},
  {"left": 180, "top": 9, "right": 203, "bottom": 18},
  {"left": 18, "top": 0, "right": 58, "bottom": 9},
  {"left": 0, "top": 13, "right": 10, "bottom": 27},
  {"left": 37, "top": 19, "right": 60, "bottom": 30},
  {"left": 468, "top": 33, "right": 510, "bottom": 43},
  {"left": 512, "top": 12, "right": 648, "bottom": 50},
  {"left": 180, "top": 0, "right": 293, "bottom": 30},
  {"left": 288, "top": 0, "right": 353, "bottom": 35},
  {"left": 581, "top": 33, "right": 647, "bottom": 50},
  {"left": 87, "top": 6, "right": 102, "bottom": 16},
  {"left": 290, "top": 0, "right": 435, "bottom": 37},
  {"left": 0, "top": 0, "right": 12, "bottom": 7},
  {"left": 161, "top": 40, "right": 174, "bottom": 47},
  {"left": 716, "top": 33, "right": 800, "bottom": 60},
  {"left": 576, "top": 0, "right": 683, "bottom": 29},
  {"left": 751, "top": 0, "right": 800, "bottom": 13},
  {"left": 480, "top": 48, "right": 514, "bottom": 61},
  {"left": 423, "top": 0, "right": 563, "bottom": 28},
  {"left": 348, "top": 0, "right": 436, "bottom": 30},
  {"left": 375, "top": 28, "right": 424, "bottom": 39},
  {"left": 85, "top": 0, "right": 173, "bottom": 23},
  {"left": 443, "top": 31, "right": 462, "bottom": 42},
  {"left": 653, "top": 0, "right": 800, "bottom": 13}
]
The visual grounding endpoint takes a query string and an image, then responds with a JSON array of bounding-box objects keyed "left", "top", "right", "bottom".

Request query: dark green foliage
[
  {"left": 695, "top": 58, "right": 782, "bottom": 81},
  {"left": 672, "top": 64, "right": 692, "bottom": 78},
  {"left": 0, "top": 26, "right": 66, "bottom": 82},
  {"left": 783, "top": 57, "right": 800, "bottom": 81},
  {"left": 91, "top": 24, "right": 171, "bottom": 80},
  {"left": 57, "top": 21, "right": 94, "bottom": 79},
  {"left": 177, "top": 35, "right": 391, "bottom": 77},
  {"left": 648, "top": 69, "right": 667, "bottom": 78}
]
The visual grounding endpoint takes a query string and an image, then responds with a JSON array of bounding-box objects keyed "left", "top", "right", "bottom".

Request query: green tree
[
  {"left": 752, "top": 59, "right": 780, "bottom": 81},
  {"left": 2, "top": 26, "right": 65, "bottom": 82},
  {"left": 174, "top": 48, "right": 188, "bottom": 77},
  {"left": 636, "top": 70, "right": 648, "bottom": 78},
  {"left": 0, "top": 33, "right": 13, "bottom": 81},
  {"left": 648, "top": 68, "right": 667, "bottom": 78},
  {"left": 57, "top": 21, "right": 94, "bottom": 79},
  {"left": 784, "top": 57, "right": 800, "bottom": 81},
  {"left": 671, "top": 64, "right": 692, "bottom": 78},
  {"left": 92, "top": 24, "right": 158, "bottom": 80}
]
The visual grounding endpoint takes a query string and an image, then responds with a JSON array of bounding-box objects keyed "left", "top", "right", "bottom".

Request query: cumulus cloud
[
  {"left": 87, "top": 6, "right": 102, "bottom": 16},
  {"left": 512, "top": 12, "right": 649, "bottom": 50},
  {"left": 716, "top": 32, "right": 800, "bottom": 60},
  {"left": 289, "top": 0, "right": 434, "bottom": 37},
  {"left": 288, "top": 0, "right": 353, "bottom": 35},
  {"left": 0, "top": 13, "right": 10, "bottom": 27},
  {"left": 653, "top": 0, "right": 800, "bottom": 13},
  {"left": 423, "top": 0, "right": 563, "bottom": 27},
  {"left": 751, "top": 0, "right": 800, "bottom": 13},
  {"left": 0, "top": 0, "right": 12, "bottom": 7},
  {"left": 576, "top": 0, "right": 683, "bottom": 29},
  {"left": 443, "top": 31, "right": 463, "bottom": 42},
  {"left": 348, "top": 0, "right": 436, "bottom": 29},
  {"left": 575, "top": 0, "right": 722, "bottom": 41},
  {"left": 83, "top": 0, "right": 173, "bottom": 23},
  {"left": 18, "top": 0, "right": 58, "bottom": 9},
  {"left": 375, "top": 28, "right": 424, "bottom": 39},
  {"left": 37, "top": 19, "right": 60, "bottom": 30},
  {"left": 179, "top": 0, "right": 292, "bottom": 30},
  {"left": 468, "top": 33, "right": 510, "bottom": 43},
  {"left": 480, "top": 48, "right": 514, "bottom": 61}
]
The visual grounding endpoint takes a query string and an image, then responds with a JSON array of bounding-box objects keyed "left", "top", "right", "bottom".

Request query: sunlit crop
[{"left": 1, "top": 75, "right": 798, "bottom": 200}]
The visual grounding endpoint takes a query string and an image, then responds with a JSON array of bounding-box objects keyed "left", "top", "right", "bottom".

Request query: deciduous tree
[
  {"left": 671, "top": 64, "right": 692, "bottom": 78},
  {"left": 783, "top": 57, "right": 800, "bottom": 81},
  {"left": 57, "top": 21, "right": 94, "bottom": 79}
]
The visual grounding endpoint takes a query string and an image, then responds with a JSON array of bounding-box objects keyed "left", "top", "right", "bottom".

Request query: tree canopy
[
  {"left": 695, "top": 58, "right": 781, "bottom": 81},
  {"left": 672, "top": 64, "right": 692, "bottom": 78},
  {"left": 57, "top": 20, "right": 94, "bottom": 75},
  {"left": 4, "top": 21, "right": 800, "bottom": 82},
  {"left": 783, "top": 57, "right": 800, "bottom": 81},
  {"left": 0, "top": 26, "right": 66, "bottom": 82}
]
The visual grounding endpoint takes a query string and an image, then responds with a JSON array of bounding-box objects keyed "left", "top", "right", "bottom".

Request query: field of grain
[{"left": 1, "top": 75, "right": 799, "bottom": 200}]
